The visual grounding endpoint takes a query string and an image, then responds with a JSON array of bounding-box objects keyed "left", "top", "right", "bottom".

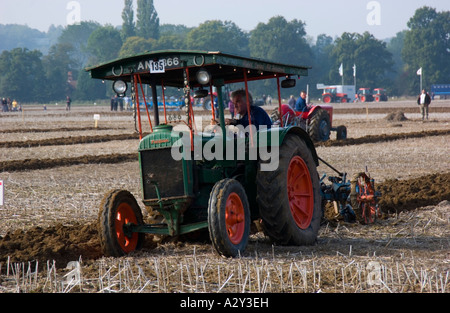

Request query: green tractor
[{"left": 87, "top": 50, "right": 322, "bottom": 257}]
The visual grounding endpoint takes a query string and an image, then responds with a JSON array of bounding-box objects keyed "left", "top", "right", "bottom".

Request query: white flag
[
  {"left": 353, "top": 64, "right": 356, "bottom": 77},
  {"left": 416, "top": 68, "right": 422, "bottom": 76},
  {"left": 339, "top": 63, "right": 343, "bottom": 77}
]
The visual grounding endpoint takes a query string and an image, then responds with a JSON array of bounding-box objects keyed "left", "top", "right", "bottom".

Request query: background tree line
[{"left": 0, "top": 1, "right": 448, "bottom": 103}]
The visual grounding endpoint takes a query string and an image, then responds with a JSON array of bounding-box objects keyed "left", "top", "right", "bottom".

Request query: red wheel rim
[
  {"left": 287, "top": 156, "right": 314, "bottom": 229},
  {"left": 225, "top": 192, "right": 245, "bottom": 245},
  {"left": 323, "top": 96, "right": 331, "bottom": 103},
  {"left": 115, "top": 202, "right": 139, "bottom": 253}
]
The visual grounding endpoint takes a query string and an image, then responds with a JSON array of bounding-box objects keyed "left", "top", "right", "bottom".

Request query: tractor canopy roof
[{"left": 86, "top": 50, "right": 311, "bottom": 87}]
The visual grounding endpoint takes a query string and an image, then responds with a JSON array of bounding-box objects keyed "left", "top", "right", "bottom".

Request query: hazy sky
[{"left": 0, "top": 0, "right": 449, "bottom": 39}]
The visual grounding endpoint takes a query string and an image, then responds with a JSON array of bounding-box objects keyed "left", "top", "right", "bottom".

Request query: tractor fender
[
  {"left": 308, "top": 105, "right": 333, "bottom": 127},
  {"left": 295, "top": 105, "right": 323, "bottom": 119},
  {"left": 307, "top": 105, "right": 322, "bottom": 116},
  {"left": 257, "top": 126, "right": 319, "bottom": 166},
  {"left": 281, "top": 126, "right": 319, "bottom": 167}
]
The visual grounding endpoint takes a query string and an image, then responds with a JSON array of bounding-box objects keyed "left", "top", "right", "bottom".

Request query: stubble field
[{"left": 0, "top": 99, "right": 449, "bottom": 294}]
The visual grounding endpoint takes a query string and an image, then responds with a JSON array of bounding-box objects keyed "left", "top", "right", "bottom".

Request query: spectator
[
  {"left": 12, "top": 99, "right": 18, "bottom": 111},
  {"left": 114, "top": 95, "right": 119, "bottom": 111},
  {"left": 417, "top": 89, "right": 431, "bottom": 121},
  {"left": 110, "top": 96, "right": 115, "bottom": 111},
  {"left": 66, "top": 96, "right": 72, "bottom": 111},
  {"left": 119, "top": 97, "right": 124, "bottom": 111},
  {"left": 1, "top": 98, "right": 8, "bottom": 112},
  {"left": 228, "top": 99, "right": 235, "bottom": 119},
  {"left": 288, "top": 95, "right": 296, "bottom": 109}
]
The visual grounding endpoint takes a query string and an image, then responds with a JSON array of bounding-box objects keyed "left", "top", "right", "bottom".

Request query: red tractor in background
[
  {"left": 357, "top": 88, "right": 374, "bottom": 102},
  {"left": 322, "top": 87, "right": 350, "bottom": 103},
  {"left": 357, "top": 88, "right": 388, "bottom": 102},
  {"left": 273, "top": 104, "right": 347, "bottom": 142},
  {"left": 373, "top": 88, "right": 388, "bottom": 102}
]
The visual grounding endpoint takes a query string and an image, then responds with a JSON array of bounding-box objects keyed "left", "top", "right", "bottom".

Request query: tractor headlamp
[
  {"left": 196, "top": 69, "right": 211, "bottom": 85},
  {"left": 113, "top": 80, "right": 127, "bottom": 96}
]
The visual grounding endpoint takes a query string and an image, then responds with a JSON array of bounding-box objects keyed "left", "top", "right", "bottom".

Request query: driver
[
  {"left": 213, "top": 89, "right": 272, "bottom": 130},
  {"left": 295, "top": 91, "right": 307, "bottom": 112}
]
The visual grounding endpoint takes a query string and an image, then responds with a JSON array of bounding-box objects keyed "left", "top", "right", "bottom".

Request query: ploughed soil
[
  {"left": 1, "top": 129, "right": 448, "bottom": 172},
  {"left": 0, "top": 152, "right": 138, "bottom": 172},
  {"left": 0, "top": 171, "right": 448, "bottom": 268},
  {"left": 0, "top": 101, "right": 449, "bottom": 293}
]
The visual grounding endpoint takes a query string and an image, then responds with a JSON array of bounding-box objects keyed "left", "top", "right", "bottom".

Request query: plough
[{"left": 318, "top": 157, "right": 381, "bottom": 224}]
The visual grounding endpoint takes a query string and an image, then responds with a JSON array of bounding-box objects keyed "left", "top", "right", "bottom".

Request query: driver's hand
[{"left": 225, "top": 118, "right": 237, "bottom": 126}]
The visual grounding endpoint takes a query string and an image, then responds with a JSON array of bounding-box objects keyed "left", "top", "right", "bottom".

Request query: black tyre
[
  {"left": 336, "top": 125, "right": 347, "bottom": 140},
  {"left": 256, "top": 134, "right": 321, "bottom": 245},
  {"left": 208, "top": 179, "right": 250, "bottom": 257},
  {"left": 308, "top": 108, "right": 330, "bottom": 141},
  {"left": 203, "top": 99, "right": 212, "bottom": 110},
  {"left": 98, "top": 189, "right": 145, "bottom": 257}
]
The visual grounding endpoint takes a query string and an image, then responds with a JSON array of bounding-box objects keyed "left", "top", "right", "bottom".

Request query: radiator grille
[{"left": 140, "top": 148, "right": 185, "bottom": 200}]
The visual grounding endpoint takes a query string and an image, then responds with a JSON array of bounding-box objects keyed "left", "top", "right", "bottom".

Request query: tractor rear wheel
[
  {"left": 256, "top": 134, "right": 321, "bottom": 245},
  {"left": 98, "top": 189, "right": 145, "bottom": 257},
  {"left": 308, "top": 108, "right": 331, "bottom": 141},
  {"left": 208, "top": 179, "right": 250, "bottom": 257}
]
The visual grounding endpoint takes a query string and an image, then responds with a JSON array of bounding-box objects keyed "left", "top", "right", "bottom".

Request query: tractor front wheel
[
  {"left": 98, "top": 189, "right": 145, "bottom": 257},
  {"left": 257, "top": 134, "right": 321, "bottom": 246},
  {"left": 322, "top": 95, "right": 332, "bottom": 103},
  {"left": 208, "top": 179, "right": 250, "bottom": 257}
]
